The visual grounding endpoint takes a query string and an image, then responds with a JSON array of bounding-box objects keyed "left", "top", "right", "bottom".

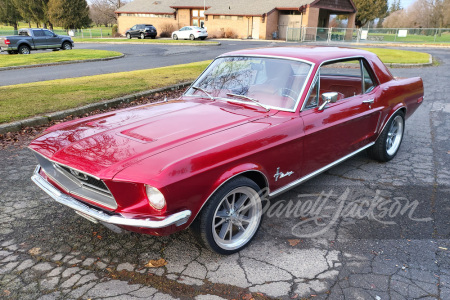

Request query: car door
[
  {"left": 43, "top": 29, "right": 59, "bottom": 48},
  {"left": 180, "top": 27, "right": 189, "bottom": 39},
  {"left": 299, "top": 58, "right": 382, "bottom": 176},
  {"left": 129, "top": 25, "right": 137, "bottom": 37},
  {"left": 31, "top": 29, "right": 47, "bottom": 49}
]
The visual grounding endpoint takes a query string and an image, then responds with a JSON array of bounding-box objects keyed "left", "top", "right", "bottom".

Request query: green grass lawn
[
  {"left": 358, "top": 48, "right": 430, "bottom": 64},
  {"left": 0, "top": 23, "right": 112, "bottom": 37},
  {"left": 0, "top": 50, "right": 122, "bottom": 68},
  {"left": 73, "top": 38, "right": 218, "bottom": 44},
  {"left": 368, "top": 32, "right": 450, "bottom": 43},
  {"left": 0, "top": 60, "right": 212, "bottom": 123}
]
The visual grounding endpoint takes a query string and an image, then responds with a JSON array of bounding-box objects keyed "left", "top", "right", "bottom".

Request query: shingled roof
[
  {"left": 116, "top": 0, "right": 316, "bottom": 15},
  {"left": 116, "top": 0, "right": 177, "bottom": 14}
]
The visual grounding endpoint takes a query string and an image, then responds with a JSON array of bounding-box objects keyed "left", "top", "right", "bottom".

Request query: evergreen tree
[
  {"left": 353, "top": 0, "right": 388, "bottom": 27},
  {"left": 48, "top": 0, "right": 90, "bottom": 29},
  {"left": 0, "top": 0, "right": 22, "bottom": 30}
]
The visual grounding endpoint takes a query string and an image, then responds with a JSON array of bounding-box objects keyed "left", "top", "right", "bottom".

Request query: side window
[
  {"left": 319, "top": 59, "right": 362, "bottom": 99},
  {"left": 33, "top": 29, "right": 44, "bottom": 37},
  {"left": 304, "top": 77, "right": 319, "bottom": 109},
  {"left": 131, "top": 26, "right": 136, "bottom": 30},
  {"left": 362, "top": 61, "right": 376, "bottom": 93},
  {"left": 43, "top": 30, "right": 54, "bottom": 37}
]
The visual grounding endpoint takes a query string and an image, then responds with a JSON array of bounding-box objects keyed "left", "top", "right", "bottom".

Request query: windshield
[{"left": 185, "top": 56, "right": 312, "bottom": 111}]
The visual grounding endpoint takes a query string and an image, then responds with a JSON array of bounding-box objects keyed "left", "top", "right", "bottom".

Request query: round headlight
[{"left": 145, "top": 185, "right": 166, "bottom": 210}]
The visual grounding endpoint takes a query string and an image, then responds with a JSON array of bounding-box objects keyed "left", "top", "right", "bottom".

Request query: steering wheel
[{"left": 278, "top": 88, "right": 299, "bottom": 102}]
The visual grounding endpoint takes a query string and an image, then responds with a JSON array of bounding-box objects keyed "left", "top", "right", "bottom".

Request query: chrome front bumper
[{"left": 31, "top": 165, "right": 191, "bottom": 229}]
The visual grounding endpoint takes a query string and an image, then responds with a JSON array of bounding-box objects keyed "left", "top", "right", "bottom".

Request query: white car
[{"left": 172, "top": 26, "right": 208, "bottom": 40}]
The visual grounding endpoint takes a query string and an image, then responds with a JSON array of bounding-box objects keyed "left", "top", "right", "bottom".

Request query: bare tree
[
  {"left": 383, "top": 0, "right": 448, "bottom": 28},
  {"left": 89, "top": 0, "right": 127, "bottom": 26}
]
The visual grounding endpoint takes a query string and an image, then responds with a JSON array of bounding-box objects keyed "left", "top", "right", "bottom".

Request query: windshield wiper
[
  {"left": 192, "top": 86, "right": 215, "bottom": 101},
  {"left": 226, "top": 93, "right": 270, "bottom": 112}
]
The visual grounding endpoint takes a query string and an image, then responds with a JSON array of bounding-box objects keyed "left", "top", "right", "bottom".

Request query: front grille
[
  {"left": 57, "top": 165, "right": 109, "bottom": 193},
  {"left": 32, "top": 152, "right": 118, "bottom": 210}
]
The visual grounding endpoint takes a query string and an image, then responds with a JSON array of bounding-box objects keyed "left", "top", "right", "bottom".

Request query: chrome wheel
[
  {"left": 19, "top": 45, "right": 30, "bottom": 54},
  {"left": 212, "top": 186, "right": 262, "bottom": 251},
  {"left": 190, "top": 34, "right": 195, "bottom": 40},
  {"left": 386, "top": 115, "right": 403, "bottom": 156},
  {"left": 126, "top": 33, "right": 131, "bottom": 39},
  {"left": 173, "top": 34, "right": 178, "bottom": 40},
  {"left": 62, "top": 42, "right": 72, "bottom": 50}
]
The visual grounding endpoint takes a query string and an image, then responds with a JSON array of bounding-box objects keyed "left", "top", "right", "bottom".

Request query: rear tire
[
  {"left": 368, "top": 110, "right": 405, "bottom": 162},
  {"left": 191, "top": 177, "right": 263, "bottom": 255},
  {"left": 189, "top": 34, "right": 195, "bottom": 40},
  {"left": 140, "top": 33, "right": 145, "bottom": 39},
  {"left": 18, "top": 45, "right": 31, "bottom": 55}
]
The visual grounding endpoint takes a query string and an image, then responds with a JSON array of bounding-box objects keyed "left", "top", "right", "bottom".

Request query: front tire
[
  {"left": 62, "top": 42, "right": 72, "bottom": 50},
  {"left": 368, "top": 110, "right": 405, "bottom": 162},
  {"left": 18, "top": 45, "right": 31, "bottom": 55},
  {"left": 192, "top": 177, "right": 263, "bottom": 254},
  {"left": 126, "top": 33, "right": 131, "bottom": 39}
]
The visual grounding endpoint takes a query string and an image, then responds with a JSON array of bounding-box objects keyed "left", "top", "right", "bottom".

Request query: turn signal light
[{"left": 418, "top": 96, "right": 424, "bottom": 103}]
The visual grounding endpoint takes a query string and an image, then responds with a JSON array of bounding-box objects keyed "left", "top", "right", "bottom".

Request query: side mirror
[{"left": 318, "top": 92, "right": 339, "bottom": 111}]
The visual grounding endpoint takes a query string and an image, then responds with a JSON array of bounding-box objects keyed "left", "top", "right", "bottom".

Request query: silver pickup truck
[{"left": 0, "top": 28, "right": 74, "bottom": 54}]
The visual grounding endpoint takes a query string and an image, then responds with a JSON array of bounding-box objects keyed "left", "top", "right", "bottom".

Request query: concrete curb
[
  {"left": 0, "top": 54, "right": 125, "bottom": 72},
  {"left": 0, "top": 81, "right": 193, "bottom": 135},
  {"left": 75, "top": 41, "right": 221, "bottom": 46}
]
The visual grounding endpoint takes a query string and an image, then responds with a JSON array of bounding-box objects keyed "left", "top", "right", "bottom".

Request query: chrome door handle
[{"left": 362, "top": 99, "right": 374, "bottom": 104}]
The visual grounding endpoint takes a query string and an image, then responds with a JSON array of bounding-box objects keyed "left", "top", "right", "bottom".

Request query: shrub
[
  {"left": 160, "top": 23, "right": 175, "bottom": 37},
  {"left": 224, "top": 28, "right": 238, "bottom": 39},
  {"left": 112, "top": 24, "right": 120, "bottom": 37},
  {"left": 210, "top": 29, "right": 225, "bottom": 39}
]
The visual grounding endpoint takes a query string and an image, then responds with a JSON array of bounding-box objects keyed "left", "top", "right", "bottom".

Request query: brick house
[{"left": 116, "top": 0, "right": 357, "bottom": 40}]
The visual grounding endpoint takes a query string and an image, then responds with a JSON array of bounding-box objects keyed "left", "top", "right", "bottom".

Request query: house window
[
  {"left": 191, "top": 9, "right": 205, "bottom": 27},
  {"left": 237, "top": 16, "right": 243, "bottom": 20}
]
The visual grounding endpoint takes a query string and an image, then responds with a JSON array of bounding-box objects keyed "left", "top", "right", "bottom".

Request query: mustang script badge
[{"left": 274, "top": 167, "right": 294, "bottom": 181}]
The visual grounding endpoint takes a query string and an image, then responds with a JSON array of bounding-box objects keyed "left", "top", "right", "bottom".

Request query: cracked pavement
[{"left": 0, "top": 47, "right": 449, "bottom": 299}]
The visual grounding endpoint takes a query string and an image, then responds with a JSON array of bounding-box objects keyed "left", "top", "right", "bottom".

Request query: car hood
[{"left": 29, "top": 98, "right": 275, "bottom": 179}]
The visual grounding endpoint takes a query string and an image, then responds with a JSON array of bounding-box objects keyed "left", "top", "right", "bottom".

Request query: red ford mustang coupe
[{"left": 30, "top": 47, "right": 424, "bottom": 254}]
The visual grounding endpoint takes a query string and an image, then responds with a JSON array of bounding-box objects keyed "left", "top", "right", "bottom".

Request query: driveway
[
  {"left": 0, "top": 48, "right": 449, "bottom": 299},
  {"left": 0, "top": 40, "right": 281, "bottom": 86}
]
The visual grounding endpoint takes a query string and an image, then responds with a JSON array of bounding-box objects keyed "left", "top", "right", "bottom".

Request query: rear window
[{"left": 33, "top": 30, "right": 44, "bottom": 37}]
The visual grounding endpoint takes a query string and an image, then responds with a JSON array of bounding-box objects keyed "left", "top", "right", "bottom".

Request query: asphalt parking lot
[
  {"left": 0, "top": 40, "right": 281, "bottom": 86},
  {"left": 0, "top": 45, "right": 449, "bottom": 299}
]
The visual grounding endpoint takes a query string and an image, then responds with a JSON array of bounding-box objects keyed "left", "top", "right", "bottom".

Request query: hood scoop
[{"left": 118, "top": 128, "right": 155, "bottom": 143}]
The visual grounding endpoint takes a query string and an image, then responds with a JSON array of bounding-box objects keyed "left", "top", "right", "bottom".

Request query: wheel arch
[
  {"left": 18, "top": 42, "right": 31, "bottom": 51},
  {"left": 377, "top": 105, "right": 406, "bottom": 138},
  {"left": 189, "top": 165, "right": 269, "bottom": 224}
]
